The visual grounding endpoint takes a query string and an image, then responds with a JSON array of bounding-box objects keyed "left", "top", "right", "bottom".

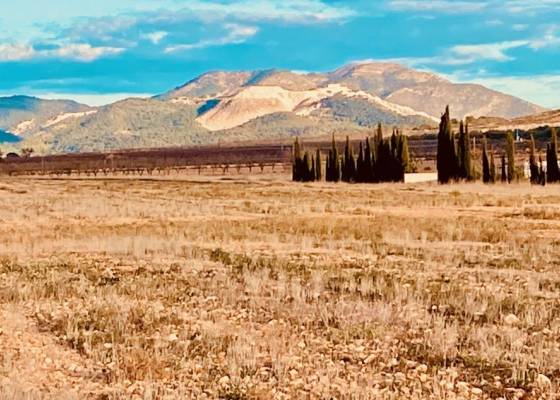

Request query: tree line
[
  {"left": 293, "top": 123, "right": 411, "bottom": 183},
  {"left": 437, "top": 106, "right": 560, "bottom": 185},
  {"left": 293, "top": 106, "right": 560, "bottom": 185}
]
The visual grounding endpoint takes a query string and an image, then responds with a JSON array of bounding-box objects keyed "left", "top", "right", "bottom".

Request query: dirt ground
[{"left": 0, "top": 175, "right": 559, "bottom": 399}]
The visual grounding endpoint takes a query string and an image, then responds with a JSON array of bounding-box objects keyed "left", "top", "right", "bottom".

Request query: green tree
[
  {"left": 315, "top": 149, "right": 322, "bottom": 181},
  {"left": 437, "top": 106, "right": 457, "bottom": 184},
  {"left": 546, "top": 127, "right": 560, "bottom": 183},
  {"left": 292, "top": 137, "right": 301, "bottom": 181},
  {"left": 364, "top": 137, "right": 374, "bottom": 182},
  {"left": 342, "top": 136, "right": 356, "bottom": 182},
  {"left": 506, "top": 131, "right": 516, "bottom": 183},
  {"left": 489, "top": 148, "right": 496, "bottom": 183},
  {"left": 326, "top": 134, "right": 340, "bottom": 183},
  {"left": 482, "top": 137, "right": 491, "bottom": 184},
  {"left": 529, "top": 134, "right": 540, "bottom": 184},
  {"left": 457, "top": 121, "right": 472, "bottom": 180}
]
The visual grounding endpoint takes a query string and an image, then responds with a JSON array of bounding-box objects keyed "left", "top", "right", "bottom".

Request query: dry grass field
[{"left": 0, "top": 175, "right": 559, "bottom": 399}]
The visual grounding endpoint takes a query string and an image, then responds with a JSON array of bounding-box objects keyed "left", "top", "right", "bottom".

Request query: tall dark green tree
[
  {"left": 437, "top": 106, "right": 458, "bottom": 184},
  {"left": 292, "top": 137, "right": 302, "bottom": 182},
  {"left": 489, "top": 148, "right": 496, "bottom": 183},
  {"left": 315, "top": 149, "right": 322, "bottom": 182},
  {"left": 342, "top": 136, "right": 356, "bottom": 182},
  {"left": 546, "top": 127, "right": 560, "bottom": 183},
  {"left": 364, "top": 137, "right": 374, "bottom": 182},
  {"left": 501, "top": 154, "right": 507, "bottom": 183},
  {"left": 326, "top": 134, "right": 340, "bottom": 182},
  {"left": 506, "top": 131, "right": 516, "bottom": 183},
  {"left": 529, "top": 134, "right": 540, "bottom": 184},
  {"left": 482, "top": 137, "right": 491, "bottom": 184},
  {"left": 457, "top": 121, "right": 472, "bottom": 180}
]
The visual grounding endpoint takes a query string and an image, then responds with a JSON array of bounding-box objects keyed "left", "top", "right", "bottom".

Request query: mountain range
[{"left": 0, "top": 62, "right": 548, "bottom": 154}]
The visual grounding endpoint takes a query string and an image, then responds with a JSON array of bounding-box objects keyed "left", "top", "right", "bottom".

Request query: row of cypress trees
[
  {"left": 438, "top": 106, "right": 560, "bottom": 185},
  {"left": 293, "top": 124, "right": 411, "bottom": 183},
  {"left": 292, "top": 138, "right": 321, "bottom": 182},
  {"left": 480, "top": 131, "right": 517, "bottom": 184},
  {"left": 437, "top": 106, "right": 475, "bottom": 183}
]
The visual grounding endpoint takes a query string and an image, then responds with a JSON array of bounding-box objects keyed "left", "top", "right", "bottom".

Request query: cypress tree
[
  {"left": 302, "top": 152, "right": 311, "bottom": 182},
  {"left": 506, "top": 131, "right": 516, "bottom": 183},
  {"left": 398, "top": 133, "right": 411, "bottom": 174},
  {"left": 364, "top": 137, "right": 374, "bottom": 182},
  {"left": 437, "top": 106, "right": 455, "bottom": 184},
  {"left": 529, "top": 134, "right": 539, "bottom": 184},
  {"left": 482, "top": 137, "right": 490, "bottom": 184},
  {"left": 326, "top": 134, "right": 340, "bottom": 183},
  {"left": 342, "top": 136, "right": 356, "bottom": 182},
  {"left": 293, "top": 137, "right": 302, "bottom": 182},
  {"left": 547, "top": 127, "right": 560, "bottom": 183},
  {"left": 310, "top": 155, "right": 316, "bottom": 182},
  {"left": 501, "top": 154, "right": 507, "bottom": 183},
  {"left": 356, "top": 142, "right": 365, "bottom": 183},
  {"left": 376, "top": 123, "right": 383, "bottom": 150},
  {"left": 457, "top": 121, "right": 472, "bottom": 180},
  {"left": 315, "top": 149, "right": 322, "bottom": 181},
  {"left": 489, "top": 149, "right": 496, "bottom": 183}
]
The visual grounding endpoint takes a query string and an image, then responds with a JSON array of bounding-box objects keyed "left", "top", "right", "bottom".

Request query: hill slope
[
  {"left": 0, "top": 96, "right": 91, "bottom": 137},
  {"left": 12, "top": 61, "right": 549, "bottom": 154}
]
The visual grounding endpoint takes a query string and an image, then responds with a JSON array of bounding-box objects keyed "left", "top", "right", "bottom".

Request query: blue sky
[{"left": 1, "top": 0, "right": 559, "bottom": 107}]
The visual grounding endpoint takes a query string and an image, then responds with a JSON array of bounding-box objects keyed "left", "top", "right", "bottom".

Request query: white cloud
[
  {"left": 165, "top": 24, "right": 258, "bottom": 53},
  {"left": 528, "top": 25, "right": 560, "bottom": 49},
  {"left": 451, "top": 40, "right": 529, "bottom": 62},
  {"left": 0, "top": 42, "right": 124, "bottom": 62},
  {"left": 503, "top": 0, "right": 560, "bottom": 14},
  {"left": 142, "top": 31, "right": 168, "bottom": 44},
  {"left": 172, "top": 0, "right": 355, "bottom": 23},
  {"left": 50, "top": 44, "right": 124, "bottom": 62},
  {"left": 389, "top": 0, "right": 488, "bottom": 13},
  {"left": 0, "top": 44, "right": 36, "bottom": 61}
]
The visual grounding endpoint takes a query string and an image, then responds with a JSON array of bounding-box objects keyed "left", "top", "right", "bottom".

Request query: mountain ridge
[{"left": 0, "top": 61, "right": 550, "bottom": 153}]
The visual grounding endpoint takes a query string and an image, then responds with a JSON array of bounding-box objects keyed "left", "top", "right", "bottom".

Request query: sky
[{"left": 0, "top": 0, "right": 559, "bottom": 107}]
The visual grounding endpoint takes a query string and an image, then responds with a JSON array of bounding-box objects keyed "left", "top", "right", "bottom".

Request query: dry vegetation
[{"left": 0, "top": 175, "right": 559, "bottom": 399}]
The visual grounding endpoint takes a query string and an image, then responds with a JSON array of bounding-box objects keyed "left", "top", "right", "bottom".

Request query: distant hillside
[
  {"left": 469, "top": 109, "right": 560, "bottom": 132},
  {"left": 23, "top": 98, "right": 209, "bottom": 154},
  {"left": 0, "top": 95, "right": 91, "bottom": 137},
  {"left": 11, "top": 61, "right": 549, "bottom": 154}
]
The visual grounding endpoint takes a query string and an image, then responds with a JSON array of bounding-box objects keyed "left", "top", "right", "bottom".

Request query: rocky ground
[{"left": 0, "top": 176, "right": 558, "bottom": 399}]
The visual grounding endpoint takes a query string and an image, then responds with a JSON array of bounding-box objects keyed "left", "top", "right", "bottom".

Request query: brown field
[{"left": 1, "top": 175, "right": 559, "bottom": 399}]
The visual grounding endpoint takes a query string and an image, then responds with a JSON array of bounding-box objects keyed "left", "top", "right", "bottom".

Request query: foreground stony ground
[{"left": 0, "top": 176, "right": 559, "bottom": 399}]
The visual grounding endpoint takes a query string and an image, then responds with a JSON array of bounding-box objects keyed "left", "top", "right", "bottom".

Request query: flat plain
[{"left": 0, "top": 175, "right": 559, "bottom": 399}]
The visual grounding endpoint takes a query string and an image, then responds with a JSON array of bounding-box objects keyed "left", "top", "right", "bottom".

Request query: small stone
[{"left": 218, "top": 376, "right": 230, "bottom": 386}]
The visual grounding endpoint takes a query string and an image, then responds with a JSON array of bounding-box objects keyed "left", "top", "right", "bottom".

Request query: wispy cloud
[
  {"left": 142, "top": 31, "right": 168, "bottom": 45},
  {"left": 0, "top": 42, "right": 124, "bottom": 62},
  {"left": 0, "top": 44, "right": 36, "bottom": 62},
  {"left": 165, "top": 24, "right": 258, "bottom": 53},
  {"left": 388, "top": 0, "right": 488, "bottom": 13}
]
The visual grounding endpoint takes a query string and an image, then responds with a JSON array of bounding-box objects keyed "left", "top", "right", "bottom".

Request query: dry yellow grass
[{"left": 0, "top": 175, "right": 559, "bottom": 399}]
